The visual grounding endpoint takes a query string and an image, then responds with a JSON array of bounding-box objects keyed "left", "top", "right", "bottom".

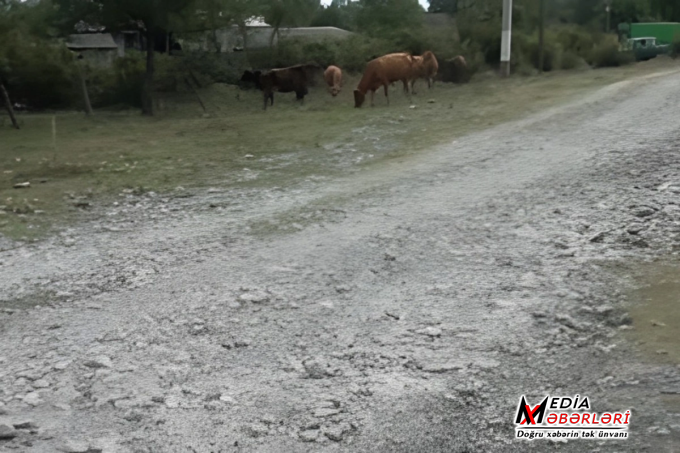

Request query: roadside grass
[{"left": 1, "top": 57, "right": 678, "bottom": 240}]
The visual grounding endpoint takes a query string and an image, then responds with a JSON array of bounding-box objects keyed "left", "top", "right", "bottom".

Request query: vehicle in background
[{"left": 621, "top": 37, "right": 670, "bottom": 61}]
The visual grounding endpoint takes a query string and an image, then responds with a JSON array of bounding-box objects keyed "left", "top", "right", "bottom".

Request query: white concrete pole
[{"left": 500, "top": 0, "right": 513, "bottom": 77}]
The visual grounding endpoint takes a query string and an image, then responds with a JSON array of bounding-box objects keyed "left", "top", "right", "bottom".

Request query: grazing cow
[
  {"left": 409, "top": 51, "right": 439, "bottom": 93},
  {"left": 324, "top": 65, "right": 342, "bottom": 97},
  {"left": 353, "top": 53, "right": 415, "bottom": 108},
  {"left": 256, "top": 65, "right": 315, "bottom": 110},
  {"left": 240, "top": 69, "right": 274, "bottom": 106}
]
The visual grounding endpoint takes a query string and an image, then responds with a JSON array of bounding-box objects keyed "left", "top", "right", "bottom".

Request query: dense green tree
[
  {"left": 96, "top": 0, "right": 193, "bottom": 115},
  {"left": 193, "top": 0, "right": 267, "bottom": 52},
  {"left": 263, "top": 0, "right": 320, "bottom": 47},
  {"left": 610, "top": 0, "right": 651, "bottom": 25},
  {"left": 311, "top": 0, "right": 358, "bottom": 29},
  {"left": 1, "top": 0, "right": 78, "bottom": 125},
  {"left": 355, "top": 0, "right": 424, "bottom": 38},
  {"left": 651, "top": 0, "right": 680, "bottom": 22},
  {"left": 428, "top": 0, "right": 457, "bottom": 14}
]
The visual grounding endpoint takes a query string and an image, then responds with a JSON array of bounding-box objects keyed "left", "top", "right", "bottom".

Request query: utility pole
[
  {"left": 605, "top": 0, "right": 611, "bottom": 33},
  {"left": 500, "top": 0, "right": 513, "bottom": 77},
  {"left": 538, "top": 0, "right": 545, "bottom": 72}
]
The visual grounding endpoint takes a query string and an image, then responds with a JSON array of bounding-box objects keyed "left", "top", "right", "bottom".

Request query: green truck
[
  {"left": 628, "top": 22, "right": 680, "bottom": 44},
  {"left": 618, "top": 22, "right": 679, "bottom": 60}
]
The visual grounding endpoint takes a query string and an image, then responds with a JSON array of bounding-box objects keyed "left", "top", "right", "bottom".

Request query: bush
[
  {"left": 1, "top": 33, "right": 77, "bottom": 109},
  {"left": 560, "top": 51, "right": 587, "bottom": 70},
  {"left": 554, "top": 26, "right": 597, "bottom": 60},
  {"left": 86, "top": 52, "right": 145, "bottom": 108},
  {"left": 459, "top": 19, "right": 502, "bottom": 66},
  {"left": 671, "top": 35, "right": 680, "bottom": 58},
  {"left": 589, "top": 38, "right": 634, "bottom": 68}
]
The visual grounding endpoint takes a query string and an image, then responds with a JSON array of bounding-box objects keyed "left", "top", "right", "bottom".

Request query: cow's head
[
  {"left": 353, "top": 90, "right": 365, "bottom": 108},
  {"left": 330, "top": 86, "right": 341, "bottom": 97}
]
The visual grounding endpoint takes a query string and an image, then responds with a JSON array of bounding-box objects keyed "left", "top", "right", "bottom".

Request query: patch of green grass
[{"left": 0, "top": 58, "right": 678, "bottom": 240}]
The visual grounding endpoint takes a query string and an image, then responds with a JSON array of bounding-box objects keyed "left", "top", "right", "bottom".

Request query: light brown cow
[
  {"left": 409, "top": 51, "right": 439, "bottom": 93},
  {"left": 354, "top": 53, "right": 414, "bottom": 108},
  {"left": 324, "top": 65, "right": 342, "bottom": 97}
]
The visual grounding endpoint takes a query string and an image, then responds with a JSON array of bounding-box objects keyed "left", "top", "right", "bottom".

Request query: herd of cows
[{"left": 240, "top": 51, "right": 459, "bottom": 110}]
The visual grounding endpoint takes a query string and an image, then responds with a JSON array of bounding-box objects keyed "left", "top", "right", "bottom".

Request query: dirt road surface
[{"left": 2, "top": 71, "right": 680, "bottom": 452}]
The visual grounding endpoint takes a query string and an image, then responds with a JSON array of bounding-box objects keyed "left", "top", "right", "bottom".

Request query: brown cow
[
  {"left": 324, "top": 65, "right": 342, "bottom": 97},
  {"left": 257, "top": 64, "right": 318, "bottom": 110},
  {"left": 354, "top": 53, "right": 414, "bottom": 108},
  {"left": 409, "top": 51, "right": 439, "bottom": 93}
]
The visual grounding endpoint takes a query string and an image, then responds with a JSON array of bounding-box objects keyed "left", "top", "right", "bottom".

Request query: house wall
[{"left": 79, "top": 49, "right": 117, "bottom": 67}]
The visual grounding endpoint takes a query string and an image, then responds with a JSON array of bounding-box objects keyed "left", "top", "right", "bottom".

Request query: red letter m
[{"left": 515, "top": 396, "right": 549, "bottom": 425}]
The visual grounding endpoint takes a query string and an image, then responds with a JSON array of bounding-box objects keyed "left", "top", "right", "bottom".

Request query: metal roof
[{"left": 67, "top": 33, "right": 118, "bottom": 49}]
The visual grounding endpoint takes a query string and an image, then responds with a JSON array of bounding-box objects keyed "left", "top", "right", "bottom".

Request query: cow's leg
[
  {"left": 403, "top": 79, "right": 412, "bottom": 104},
  {"left": 384, "top": 84, "right": 390, "bottom": 106},
  {"left": 370, "top": 90, "right": 375, "bottom": 107},
  {"left": 410, "top": 79, "right": 417, "bottom": 95},
  {"left": 270, "top": 93, "right": 274, "bottom": 106},
  {"left": 263, "top": 92, "right": 268, "bottom": 110}
]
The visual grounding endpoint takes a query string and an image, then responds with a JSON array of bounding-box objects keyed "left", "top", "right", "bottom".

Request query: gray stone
[
  {"left": 243, "top": 423, "right": 269, "bottom": 438},
  {"left": 56, "top": 439, "right": 91, "bottom": 452},
  {"left": 22, "top": 392, "right": 42, "bottom": 406},
  {"left": 313, "top": 408, "right": 340, "bottom": 418},
  {"left": 420, "top": 362, "right": 465, "bottom": 373},
  {"left": 239, "top": 291, "right": 269, "bottom": 304},
  {"left": 631, "top": 206, "right": 656, "bottom": 218},
  {"left": 416, "top": 326, "right": 442, "bottom": 337},
  {"left": 32, "top": 379, "right": 50, "bottom": 389},
  {"left": 589, "top": 232, "right": 606, "bottom": 243},
  {"left": 0, "top": 424, "right": 17, "bottom": 439},
  {"left": 324, "top": 424, "right": 349, "bottom": 441},
  {"left": 84, "top": 356, "right": 112, "bottom": 369},
  {"left": 594, "top": 305, "right": 614, "bottom": 315},
  {"left": 626, "top": 224, "right": 645, "bottom": 235},
  {"left": 298, "top": 429, "right": 319, "bottom": 442},
  {"left": 555, "top": 314, "right": 579, "bottom": 329},
  {"left": 12, "top": 420, "right": 38, "bottom": 430},
  {"left": 303, "top": 358, "right": 333, "bottom": 379}
]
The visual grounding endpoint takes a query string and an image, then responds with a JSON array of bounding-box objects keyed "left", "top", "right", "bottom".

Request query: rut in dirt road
[{"left": 1, "top": 72, "right": 680, "bottom": 452}]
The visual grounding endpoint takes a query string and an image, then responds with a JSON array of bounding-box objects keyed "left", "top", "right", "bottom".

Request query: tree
[
  {"left": 55, "top": 0, "right": 194, "bottom": 116},
  {"left": 610, "top": 0, "right": 650, "bottom": 26},
  {"left": 355, "top": 0, "right": 424, "bottom": 38},
  {"left": 311, "top": 0, "right": 357, "bottom": 29},
  {"left": 0, "top": 0, "right": 68, "bottom": 127},
  {"left": 428, "top": 0, "right": 458, "bottom": 14},
  {"left": 96, "top": 0, "right": 192, "bottom": 116},
  {"left": 651, "top": 0, "right": 680, "bottom": 22},
  {"left": 263, "top": 0, "right": 320, "bottom": 47}
]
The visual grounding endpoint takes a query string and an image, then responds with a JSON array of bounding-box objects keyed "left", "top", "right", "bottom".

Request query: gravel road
[{"left": 2, "top": 70, "right": 680, "bottom": 452}]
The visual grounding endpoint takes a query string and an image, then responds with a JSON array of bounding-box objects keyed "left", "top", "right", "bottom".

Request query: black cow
[{"left": 242, "top": 64, "right": 322, "bottom": 110}]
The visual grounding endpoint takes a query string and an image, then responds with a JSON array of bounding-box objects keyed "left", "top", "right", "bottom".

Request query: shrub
[
  {"left": 459, "top": 18, "right": 502, "bottom": 66},
  {"left": 86, "top": 52, "right": 145, "bottom": 108},
  {"left": 589, "top": 38, "right": 634, "bottom": 68},
  {"left": 1, "top": 34, "right": 77, "bottom": 109},
  {"left": 560, "top": 51, "right": 587, "bottom": 70},
  {"left": 671, "top": 35, "right": 680, "bottom": 58},
  {"left": 554, "top": 26, "right": 597, "bottom": 60}
]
